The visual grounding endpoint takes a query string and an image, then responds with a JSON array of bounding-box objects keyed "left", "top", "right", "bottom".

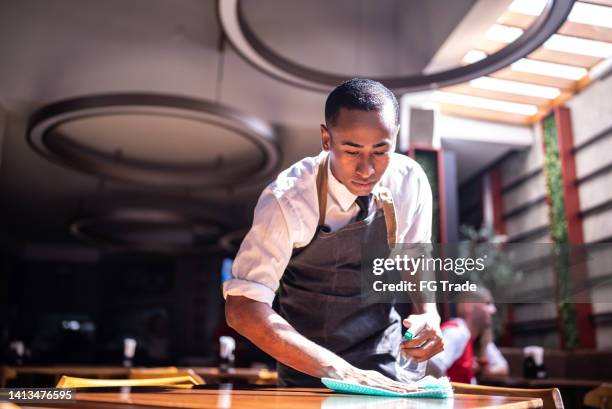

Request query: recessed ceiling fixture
[
  {"left": 509, "top": 0, "right": 549, "bottom": 16},
  {"left": 28, "top": 94, "right": 280, "bottom": 188},
  {"left": 486, "top": 24, "right": 525, "bottom": 43},
  {"left": 511, "top": 0, "right": 612, "bottom": 29},
  {"left": 486, "top": 24, "right": 612, "bottom": 59},
  {"left": 544, "top": 34, "right": 612, "bottom": 58},
  {"left": 463, "top": 50, "right": 488, "bottom": 64},
  {"left": 434, "top": 92, "right": 539, "bottom": 115},
  {"left": 465, "top": 50, "right": 588, "bottom": 80},
  {"left": 70, "top": 208, "right": 223, "bottom": 253},
  {"left": 511, "top": 58, "right": 587, "bottom": 79},
  {"left": 470, "top": 77, "right": 561, "bottom": 99},
  {"left": 218, "top": 0, "right": 574, "bottom": 93}
]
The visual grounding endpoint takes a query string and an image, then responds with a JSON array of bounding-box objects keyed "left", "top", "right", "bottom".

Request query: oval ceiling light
[
  {"left": 70, "top": 208, "right": 223, "bottom": 254},
  {"left": 28, "top": 94, "right": 281, "bottom": 188},
  {"left": 218, "top": 0, "right": 574, "bottom": 93}
]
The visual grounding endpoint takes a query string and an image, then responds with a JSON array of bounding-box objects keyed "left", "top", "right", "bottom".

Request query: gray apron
[{"left": 277, "top": 155, "right": 402, "bottom": 387}]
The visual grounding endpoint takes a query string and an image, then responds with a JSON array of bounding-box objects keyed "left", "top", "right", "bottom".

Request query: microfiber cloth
[{"left": 321, "top": 375, "right": 453, "bottom": 398}]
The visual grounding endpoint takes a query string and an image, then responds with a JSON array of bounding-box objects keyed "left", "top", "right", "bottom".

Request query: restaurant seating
[
  {"left": 56, "top": 373, "right": 204, "bottom": 389},
  {"left": 499, "top": 348, "right": 612, "bottom": 381},
  {"left": 584, "top": 384, "right": 612, "bottom": 409},
  {"left": 128, "top": 367, "right": 205, "bottom": 384},
  {"left": 452, "top": 382, "right": 564, "bottom": 409}
]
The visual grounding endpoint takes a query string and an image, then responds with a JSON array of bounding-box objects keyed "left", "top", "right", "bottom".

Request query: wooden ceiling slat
[
  {"left": 558, "top": 21, "right": 612, "bottom": 43},
  {"left": 579, "top": 0, "right": 612, "bottom": 6},
  {"left": 440, "top": 104, "right": 531, "bottom": 125},
  {"left": 477, "top": 42, "right": 601, "bottom": 69},
  {"left": 527, "top": 48, "right": 601, "bottom": 68},
  {"left": 500, "top": 11, "right": 612, "bottom": 43},
  {"left": 477, "top": 39, "right": 509, "bottom": 55},
  {"left": 442, "top": 84, "right": 552, "bottom": 106},
  {"left": 498, "top": 12, "right": 535, "bottom": 30},
  {"left": 436, "top": 0, "right": 611, "bottom": 124},
  {"left": 491, "top": 68, "right": 577, "bottom": 90}
]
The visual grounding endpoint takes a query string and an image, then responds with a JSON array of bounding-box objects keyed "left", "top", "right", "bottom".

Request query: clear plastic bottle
[{"left": 396, "top": 330, "right": 427, "bottom": 382}]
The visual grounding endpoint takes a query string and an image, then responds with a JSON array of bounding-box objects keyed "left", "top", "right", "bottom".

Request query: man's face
[
  {"left": 320, "top": 106, "right": 398, "bottom": 196},
  {"left": 472, "top": 299, "right": 497, "bottom": 331}
]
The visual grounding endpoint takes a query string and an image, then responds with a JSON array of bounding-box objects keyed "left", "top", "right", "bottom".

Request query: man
[
  {"left": 224, "top": 79, "right": 443, "bottom": 392},
  {"left": 428, "top": 288, "right": 509, "bottom": 383}
]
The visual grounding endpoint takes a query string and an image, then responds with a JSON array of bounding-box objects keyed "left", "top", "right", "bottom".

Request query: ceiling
[
  {"left": 438, "top": 0, "right": 612, "bottom": 124},
  {"left": 0, "top": 0, "right": 607, "bottom": 254}
]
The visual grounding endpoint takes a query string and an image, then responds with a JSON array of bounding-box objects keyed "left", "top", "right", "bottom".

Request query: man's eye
[
  {"left": 345, "top": 151, "right": 359, "bottom": 156},
  {"left": 374, "top": 151, "right": 388, "bottom": 156}
]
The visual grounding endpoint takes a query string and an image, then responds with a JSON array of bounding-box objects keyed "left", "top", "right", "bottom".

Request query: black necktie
[{"left": 355, "top": 195, "right": 370, "bottom": 221}]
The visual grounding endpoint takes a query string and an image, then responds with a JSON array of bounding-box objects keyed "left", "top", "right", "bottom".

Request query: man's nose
[{"left": 356, "top": 155, "right": 375, "bottom": 178}]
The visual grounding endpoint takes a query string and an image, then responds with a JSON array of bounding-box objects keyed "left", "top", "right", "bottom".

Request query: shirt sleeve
[
  {"left": 429, "top": 324, "right": 470, "bottom": 374},
  {"left": 399, "top": 166, "right": 433, "bottom": 244},
  {"left": 222, "top": 188, "right": 295, "bottom": 307},
  {"left": 485, "top": 342, "right": 509, "bottom": 371}
]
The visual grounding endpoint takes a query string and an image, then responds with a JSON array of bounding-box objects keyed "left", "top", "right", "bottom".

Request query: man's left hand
[{"left": 400, "top": 312, "right": 444, "bottom": 362}]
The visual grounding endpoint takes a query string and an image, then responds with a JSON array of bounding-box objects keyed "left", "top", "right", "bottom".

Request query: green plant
[
  {"left": 415, "top": 150, "right": 440, "bottom": 243},
  {"left": 542, "top": 115, "right": 578, "bottom": 348}
]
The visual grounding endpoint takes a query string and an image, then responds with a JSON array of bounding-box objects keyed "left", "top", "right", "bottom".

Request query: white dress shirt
[{"left": 222, "top": 151, "right": 433, "bottom": 306}]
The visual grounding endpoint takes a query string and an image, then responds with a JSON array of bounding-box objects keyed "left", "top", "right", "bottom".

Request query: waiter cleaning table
[{"left": 224, "top": 78, "right": 444, "bottom": 391}]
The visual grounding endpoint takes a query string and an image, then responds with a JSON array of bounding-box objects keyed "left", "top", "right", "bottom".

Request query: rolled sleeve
[
  {"left": 222, "top": 188, "right": 295, "bottom": 307},
  {"left": 223, "top": 278, "right": 277, "bottom": 306}
]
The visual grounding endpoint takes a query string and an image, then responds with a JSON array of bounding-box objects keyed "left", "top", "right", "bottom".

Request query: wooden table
[
  {"left": 480, "top": 375, "right": 604, "bottom": 409},
  {"left": 0, "top": 366, "right": 277, "bottom": 387},
  {"left": 5, "top": 386, "right": 544, "bottom": 409},
  {"left": 480, "top": 375, "right": 605, "bottom": 389}
]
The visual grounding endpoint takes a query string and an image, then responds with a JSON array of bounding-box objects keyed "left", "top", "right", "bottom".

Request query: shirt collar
[
  {"left": 325, "top": 153, "right": 381, "bottom": 211},
  {"left": 327, "top": 158, "right": 357, "bottom": 212}
]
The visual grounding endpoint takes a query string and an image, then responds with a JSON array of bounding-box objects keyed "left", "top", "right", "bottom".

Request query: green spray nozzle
[{"left": 403, "top": 330, "right": 414, "bottom": 341}]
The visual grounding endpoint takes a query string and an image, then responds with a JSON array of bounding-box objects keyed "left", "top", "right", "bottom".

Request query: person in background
[{"left": 428, "top": 287, "right": 508, "bottom": 383}]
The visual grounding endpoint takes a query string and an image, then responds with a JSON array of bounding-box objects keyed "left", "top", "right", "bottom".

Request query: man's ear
[
  {"left": 320, "top": 124, "right": 331, "bottom": 151},
  {"left": 392, "top": 124, "right": 400, "bottom": 151}
]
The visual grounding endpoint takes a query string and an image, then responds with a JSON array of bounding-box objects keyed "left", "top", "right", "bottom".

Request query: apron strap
[
  {"left": 316, "top": 155, "right": 329, "bottom": 226},
  {"left": 375, "top": 187, "right": 397, "bottom": 249}
]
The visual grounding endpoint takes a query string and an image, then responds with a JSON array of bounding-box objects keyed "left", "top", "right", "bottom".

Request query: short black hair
[{"left": 325, "top": 78, "right": 399, "bottom": 128}]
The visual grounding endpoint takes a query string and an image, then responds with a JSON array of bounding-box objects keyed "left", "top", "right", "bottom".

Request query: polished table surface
[
  {"left": 0, "top": 366, "right": 277, "bottom": 386},
  {"left": 18, "top": 386, "right": 544, "bottom": 409}
]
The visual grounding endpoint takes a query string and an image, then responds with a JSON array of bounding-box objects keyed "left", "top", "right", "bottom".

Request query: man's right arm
[
  {"left": 225, "top": 295, "right": 416, "bottom": 392},
  {"left": 224, "top": 186, "right": 416, "bottom": 391},
  {"left": 225, "top": 295, "right": 345, "bottom": 378}
]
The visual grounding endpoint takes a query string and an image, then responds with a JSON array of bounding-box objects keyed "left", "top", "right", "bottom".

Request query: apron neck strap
[
  {"left": 374, "top": 188, "right": 397, "bottom": 249},
  {"left": 316, "top": 154, "right": 329, "bottom": 226}
]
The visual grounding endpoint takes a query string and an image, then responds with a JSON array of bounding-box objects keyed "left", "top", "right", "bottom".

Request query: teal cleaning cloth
[{"left": 321, "top": 375, "right": 453, "bottom": 398}]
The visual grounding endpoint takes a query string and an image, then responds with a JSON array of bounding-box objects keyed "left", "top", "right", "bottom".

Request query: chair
[
  {"left": 451, "top": 382, "right": 564, "bottom": 409},
  {"left": 128, "top": 367, "right": 205, "bottom": 384},
  {"left": 584, "top": 384, "right": 612, "bottom": 409},
  {"left": 56, "top": 373, "right": 203, "bottom": 389}
]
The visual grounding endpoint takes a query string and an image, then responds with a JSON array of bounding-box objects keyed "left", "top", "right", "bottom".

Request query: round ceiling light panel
[
  {"left": 28, "top": 94, "right": 280, "bottom": 187},
  {"left": 70, "top": 208, "right": 223, "bottom": 253},
  {"left": 218, "top": 0, "right": 574, "bottom": 93}
]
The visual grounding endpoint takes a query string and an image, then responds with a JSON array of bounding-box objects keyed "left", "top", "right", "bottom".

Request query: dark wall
[{"left": 1, "top": 250, "right": 226, "bottom": 366}]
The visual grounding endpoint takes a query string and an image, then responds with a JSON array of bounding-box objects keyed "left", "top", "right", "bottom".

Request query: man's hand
[
  {"left": 334, "top": 365, "right": 419, "bottom": 393},
  {"left": 400, "top": 311, "right": 444, "bottom": 362}
]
